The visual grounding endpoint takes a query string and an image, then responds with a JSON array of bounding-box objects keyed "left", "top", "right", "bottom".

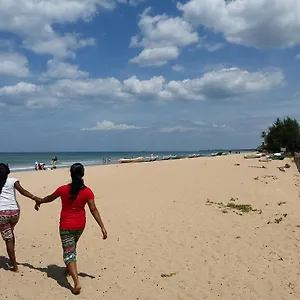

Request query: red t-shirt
[{"left": 54, "top": 184, "right": 94, "bottom": 230}]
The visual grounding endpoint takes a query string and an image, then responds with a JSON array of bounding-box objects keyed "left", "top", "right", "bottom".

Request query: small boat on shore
[
  {"left": 244, "top": 153, "right": 262, "bottom": 159},
  {"left": 272, "top": 153, "right": 285, "bottom": 160},
  {"left": 118, "top": 158, "right": 135, "bottom": 163},
  {"left": 161, "top": 155, "right": 172, "bottom": 161}
]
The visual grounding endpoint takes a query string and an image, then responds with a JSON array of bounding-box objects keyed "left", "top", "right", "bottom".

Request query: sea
[{"left": 0, "top": 150, "right": 249, "bottom": 172}]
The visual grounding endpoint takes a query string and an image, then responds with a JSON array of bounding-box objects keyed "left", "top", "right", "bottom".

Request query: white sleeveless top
[{"left": 0, "top": 178, "right": 19, "bottom": 211}]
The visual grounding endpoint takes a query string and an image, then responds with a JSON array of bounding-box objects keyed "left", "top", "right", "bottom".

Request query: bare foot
[
  {"left": 6, "top": 263, "right": 19, "bottom": 273},
  {"left": 72, "top": 285, "right": 81, "bottom": 295}
]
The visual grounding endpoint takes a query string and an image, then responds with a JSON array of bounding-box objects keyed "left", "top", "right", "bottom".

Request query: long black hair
[
  {"left": 0, "top": 163, "right": 10, "bottom": 194},
  {"left": 69, "top": 163, "right": 86, "bottom": 200}
]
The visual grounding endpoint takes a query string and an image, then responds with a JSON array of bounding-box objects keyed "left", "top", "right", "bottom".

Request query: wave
[{"left": 9, "top": 158, "right": 113, "bottom": 172}]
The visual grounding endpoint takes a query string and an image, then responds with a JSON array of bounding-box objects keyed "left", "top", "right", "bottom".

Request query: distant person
[
  {"left": 51, "top": 156, "right": 58, "bottom": 170},
  {"left": 35, "top": 163, "right": 107, "bottom": 295},
  {"left": 35, "top": 161, "right": 39, "bottom": 171},
  {"left": 0, "top": 163, "right": 40, "bottom": 272}
]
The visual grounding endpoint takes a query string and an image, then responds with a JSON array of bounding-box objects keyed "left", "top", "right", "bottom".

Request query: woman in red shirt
[{"left": 36, "top": 163, "right": 107, "bottom": 295}]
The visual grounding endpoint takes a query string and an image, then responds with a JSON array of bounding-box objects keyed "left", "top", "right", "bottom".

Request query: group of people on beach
[
  {"left": 0, "top": 162, "right": 107, "bottom": 295},
  {"left": 35, "top": 156, "right": 58, "bottom": 171}
]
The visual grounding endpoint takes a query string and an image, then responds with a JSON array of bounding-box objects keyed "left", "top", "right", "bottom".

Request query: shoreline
[
  {"left": 10, "top": 151, "right": 251, "bottom": 174},
  {"left": 1, "top": 150, "right": 252, "bottom": 173}
]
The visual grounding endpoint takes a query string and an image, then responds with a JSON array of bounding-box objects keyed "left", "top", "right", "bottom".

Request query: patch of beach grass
[
  {"left": 206, "top": 198, "right": 261, "bottom": 215},
  {"left": 226, "top": 203, "right": 253, "bottom": 213}
]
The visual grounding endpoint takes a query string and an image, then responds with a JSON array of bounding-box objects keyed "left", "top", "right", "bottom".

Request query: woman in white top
[{"left": 0, "top": 163, "right": 40, "bottom": 272}]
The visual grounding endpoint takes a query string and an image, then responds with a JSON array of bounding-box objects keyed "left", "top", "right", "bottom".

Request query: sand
[{"left": 1, "top": 154, "right": 300, "bottom": 300}]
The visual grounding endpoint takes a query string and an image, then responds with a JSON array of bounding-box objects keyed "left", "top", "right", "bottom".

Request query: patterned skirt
[
  {"left": 0, "top": 210, "right": 20, "bottom": 241},
  {"left": 60, "top": 229, "right": 84, "bottom": 265}
]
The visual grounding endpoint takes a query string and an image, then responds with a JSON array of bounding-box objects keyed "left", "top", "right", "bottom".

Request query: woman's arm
[
  {"left": 40, "top": 193, "right": 59, "bottom": 204},
  {"left": 87, "top": 199, "right": 107, "bottom": 240},
  {"left": 34, "top": 192, "right": 60, "bottom": 211},
  {"left": 14, "top": 181, "right": 39, "bottom": 201}
]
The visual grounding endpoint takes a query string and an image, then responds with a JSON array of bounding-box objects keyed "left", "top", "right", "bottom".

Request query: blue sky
[{"left": 0, "top": 0, "right": 300, "bottom": 151}]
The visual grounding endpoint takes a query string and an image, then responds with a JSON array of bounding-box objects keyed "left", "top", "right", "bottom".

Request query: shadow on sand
[
  {"left": 19, "top": 262, "right": 95, "bottom": 292},
  {"left": 0, "top": 256, "right": 9, "bottom": 270}
]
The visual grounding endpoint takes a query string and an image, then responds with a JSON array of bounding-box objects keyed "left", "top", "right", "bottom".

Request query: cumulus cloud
[
  {"left": 0, "top": 0, "right": 126, "bottom": 58},
  {"left": 0, "top": 67, "right": 284, "bottom": 108},
  {"left": 0, "top": 53, "right": 29, "bottom": 77},
  {"left": 178, "top": 0, "right": 300, "bottom": 49},
  {"left": 81, "top": 120, "right": 144, "bottom": 131},
  {"left": 130, "top": 8, "right": 198, "bottom": 66},
  {"left": 42, "top": 59, "right": 89, "bottom": 80},
  {"left": 130, "top": 46, "right": 179, "bottom": 66}
]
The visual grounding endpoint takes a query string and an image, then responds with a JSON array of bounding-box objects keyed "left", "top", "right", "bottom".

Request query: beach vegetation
[
  {"left": 226, "top": 203, "right": 253, "bottom": 213},
  {"left": 260, "top": 117, "right": 300, "bottom": 155}
]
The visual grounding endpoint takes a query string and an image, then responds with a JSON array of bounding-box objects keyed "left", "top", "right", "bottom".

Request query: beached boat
[
  {"left": 244, "top": 153, "right": 262, "bottom": 159},
  {"left": 133, "top": 157, "right": 146, "bottom": 163},
  {"left": 170, "top": 155, "right": 179, "bottom": 160},
  {"left": 211, "top": 152, "right": 224, "bottom": 156},
  {"left": 161, "top": 155, "right": 172, "bottom": 161},
  {"left": 272, "top": 153, "right": 285, "bottom": 160},
  {"left": 118, "top": 158, "right": 135, "bottom": 163}
]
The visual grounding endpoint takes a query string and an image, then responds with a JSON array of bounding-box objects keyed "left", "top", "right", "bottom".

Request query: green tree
[{"left": 261, "top": 117, "right": 300, "bottom": 155}]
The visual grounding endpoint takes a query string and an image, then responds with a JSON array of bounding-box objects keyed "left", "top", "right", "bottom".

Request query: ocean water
[{"left": 0, "top": 150, "right": 247, "bottom": 172}]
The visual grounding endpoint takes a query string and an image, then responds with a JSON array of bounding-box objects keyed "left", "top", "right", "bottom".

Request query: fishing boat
[
  {"left": 272, "top": 153, "right": 285, "bottom": 160},
  {"left": 161, "top": 155, "right": 172, "bottom": 161},
  {"left": 244, "top": 153, "right": 262, "bottom": 159},
  {"left": 132, "top": 157, "right": 146, "bottom": 163},
  {"left": 118, "top": 158, "right": 135, "bottom": 163}
]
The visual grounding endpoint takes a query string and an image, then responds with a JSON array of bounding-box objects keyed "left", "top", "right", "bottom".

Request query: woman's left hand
[{"left": 34, "top": 203, "right": 41, "bottom": 211}]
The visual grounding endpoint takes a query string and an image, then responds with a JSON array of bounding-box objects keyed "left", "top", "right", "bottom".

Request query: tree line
[{"left": 259, "top": 117, "right": 300, "bottom": 155}]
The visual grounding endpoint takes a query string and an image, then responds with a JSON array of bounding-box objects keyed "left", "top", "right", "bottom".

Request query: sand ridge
[{"left": 0, "top": 154, "right": 300, "bottom": 299}]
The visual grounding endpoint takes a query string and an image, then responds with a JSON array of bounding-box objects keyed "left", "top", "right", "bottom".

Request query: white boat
[
  {"left": 161, "top": 155, "right": 171, "bottom": 160},
  {"left": 132, "top": 156, "right": 146, "bottom": 163},
  {"left": 244, "top": 153, "right": 263, "bottom": 159},
  {"left": 118, "top": 158, "right": 135, "bottom": 163}
]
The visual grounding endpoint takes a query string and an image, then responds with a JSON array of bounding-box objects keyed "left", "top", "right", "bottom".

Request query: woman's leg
[
  {"left": 0, "top": 211, "right": 19, "bottom": 272},
  {"left": 60, "top": 230, "right": 83, "bottom": 294}
]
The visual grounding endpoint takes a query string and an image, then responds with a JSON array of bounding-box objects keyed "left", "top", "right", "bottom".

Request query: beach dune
[{"left": 1, "top": 154, "right": 300, "bottom": 300}]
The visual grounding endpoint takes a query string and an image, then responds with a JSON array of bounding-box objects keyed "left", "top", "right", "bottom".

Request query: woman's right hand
[{"left": 101, "top": 228, "right": 108, "bottom": 240}]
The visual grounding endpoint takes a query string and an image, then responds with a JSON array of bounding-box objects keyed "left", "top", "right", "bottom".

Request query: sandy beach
[{"left": 1, "top": 154, "right": 300, "bottom": 300}]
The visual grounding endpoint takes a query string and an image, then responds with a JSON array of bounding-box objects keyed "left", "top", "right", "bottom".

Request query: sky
[{"left": 0, "top": 0, "right": 300, "bottom": 152}]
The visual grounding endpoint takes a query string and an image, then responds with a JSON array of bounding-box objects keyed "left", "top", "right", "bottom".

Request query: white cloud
[
  {"left": 0, "top": 0, "right": 120, "bottom": 58},
  {"left": 130, "top": 46, "right": 179, "bottom": 66},
  {"left": 0, "top": 67, "right": 284, "bottom": 108},
  {"left": 130, "top": 8, "right": 198, "bottom": 66},
  {"left": 0, "top": 53, "right": 29, "bottom": 77},
  {"left": 178, "top": 0, "right": 300, "bottom": 49},
  {"left": 81, "top": 120, "right": 144, "bottom": 131},
  {"left": 42, "top": 59, "right": 89, "bottom": 80},
  {"left": 172, "top": 65, "right": 185, "bottom": 72},
  {"left": 296, "top": 54, "right": 300, "bottom": 60},
  {"left": 0, "top": 82, "right": 38, "bottom": 96}
]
